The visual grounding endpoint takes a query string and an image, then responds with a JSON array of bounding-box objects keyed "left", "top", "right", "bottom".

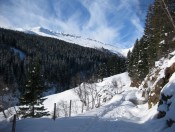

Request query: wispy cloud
[{"left": 0, "top": 0, "right": 152, "bottom": 48}]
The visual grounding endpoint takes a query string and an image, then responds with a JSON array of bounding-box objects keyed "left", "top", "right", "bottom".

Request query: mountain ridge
[{"left": 12, "top": 27, "right": 130, "bottom": 57}]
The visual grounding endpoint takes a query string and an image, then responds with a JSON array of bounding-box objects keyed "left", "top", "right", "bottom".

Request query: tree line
[{"left": 0, "top": 28, "right": 126, "bottom": 94}]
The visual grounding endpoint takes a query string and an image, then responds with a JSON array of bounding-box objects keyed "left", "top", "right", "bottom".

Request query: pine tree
[
  {"left": 19, "top": 61, "right": 49, "bottom": 118},
  {"left": 137, "top": 38, "right": 149, "bottom": 80},
  {"left": 128, "top": 39, "right": 140, "bottom": 83},
  {"left": 127, "top": 50, "right": 133, "bottom": 76},
  {"left": 97, "top": 63, "right": 108, "bottom": 81}
]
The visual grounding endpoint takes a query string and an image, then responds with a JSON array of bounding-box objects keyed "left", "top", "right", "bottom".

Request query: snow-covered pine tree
[
  {"left": 19, "top": 61, "right": 49, "bottom": 118},
  {"left": 97, "top": 63, "right": 108, "bottom": 81},
  {"left": 128, "top": 39, "right": 142, "bottom": 86}
]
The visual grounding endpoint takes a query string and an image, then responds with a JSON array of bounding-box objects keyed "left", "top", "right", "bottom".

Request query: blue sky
[{"left": 0, "top": 0, "right": 153, "bottom": 48}]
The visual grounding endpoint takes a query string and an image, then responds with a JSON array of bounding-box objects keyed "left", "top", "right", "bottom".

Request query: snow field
[{"left": 1, "top": 72, "right": 167, "bottom": 132}]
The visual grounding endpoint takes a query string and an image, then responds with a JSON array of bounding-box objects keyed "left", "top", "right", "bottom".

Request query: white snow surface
[
  {"left": 158, "top": 72, "right": 175, "bottom": 121},
  {"left": 162, "top": 72, "right": 175, "bottom": 96},
  {"left": 1, "top": 72, "right": 173, "bottom": 132},
  {"left": 14, "top": 27, "right": 130, "bottom": 57}
]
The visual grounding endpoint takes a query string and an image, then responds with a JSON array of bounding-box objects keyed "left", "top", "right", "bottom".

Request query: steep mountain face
[
  {"left": 137, "top": 51, "right": 175, "bottom": 128},
  {"left": 127, "top": 0, "right": 175, "bottom": 128},
  {"left": 0, "top": 28, "right": 126, "bottom": 95},
  {"left": 127, "top": 0, "right": 175, "bottom": 87},
  {"left": 15, "top": 27, "right": 129, "bottom": 57}
]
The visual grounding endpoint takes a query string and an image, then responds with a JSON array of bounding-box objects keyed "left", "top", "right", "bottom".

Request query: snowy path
[
  {"left": 0, "top": 95, "right": 163, "bottom": 132},
  {"left": 0, "top": 114, "right": 163, "bottom": 132}
]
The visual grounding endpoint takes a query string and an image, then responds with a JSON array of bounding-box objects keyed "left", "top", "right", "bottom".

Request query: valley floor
[
  {"left": 0, "top": 93, "right": 171, "bottom": 132},
  {"left": 0, "top": 73, "right": 174, "bottom": 132}
]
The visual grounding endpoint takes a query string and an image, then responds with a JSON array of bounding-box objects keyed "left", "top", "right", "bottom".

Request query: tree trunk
[
  {"left": 69, "top": 100, "right": 72, "bottom": 117},
  {"left": 2, "top": 109, "right": 7, "bottom": 118},
  {"left": 12, "top": 114, "right": 16, "bottom": 132},
  {"left": 81, "top": 102, "right": 84, "bottom": 113}
]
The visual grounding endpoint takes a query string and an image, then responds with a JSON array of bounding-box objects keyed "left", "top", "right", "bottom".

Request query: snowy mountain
[
  {"left": 1, "top": 27, "right": 175, "bottom": 131},
  {"left": 16, "top": 27, "right": 130, "bottom": 57}
]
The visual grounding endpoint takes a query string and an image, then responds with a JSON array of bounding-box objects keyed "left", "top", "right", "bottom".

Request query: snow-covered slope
[
  {"left": 16, "top": 27, "right": 129, "bottom": 57},
  {"left": 1, "top": 72, "right": 172, "bottom": 132},
  {"left": 1, "top": 50, "right": 175, "bottom": 131},
  {"left": 139, "top": 51, "right": 175, "bottom": 108},
  {"left": 2, "top": 46, "right": 175, "bottom": 132}
]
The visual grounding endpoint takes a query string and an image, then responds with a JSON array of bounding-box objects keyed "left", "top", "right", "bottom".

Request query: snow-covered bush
[{"left": 74, "top": 82, "right": 102, "bottom": 111}]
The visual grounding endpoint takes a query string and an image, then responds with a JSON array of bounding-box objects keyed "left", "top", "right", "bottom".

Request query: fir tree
[
  {"left": 19, "top": 61, "right": 49, "bottom": 118},
  {"left": 97, "top": 63, "right": 108, "bottom": 81},
  {"left": 137, "top": 38, "right": 149, "bottom": 80}
]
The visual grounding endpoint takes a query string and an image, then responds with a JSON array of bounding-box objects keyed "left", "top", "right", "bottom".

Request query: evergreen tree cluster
[
  {"left": 97, "top": 55, "right": 125, "bottom": 80},
  {"left": 127, "top": 0, "right": 175, "bottom": 87},
  {"left": 0, "top": 28, "right": 126, "bottom": 92}
]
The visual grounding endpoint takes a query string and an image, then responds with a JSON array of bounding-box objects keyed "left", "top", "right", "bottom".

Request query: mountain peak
[{"left": 31, "top": 27, "right": 56, "bottom": 36}]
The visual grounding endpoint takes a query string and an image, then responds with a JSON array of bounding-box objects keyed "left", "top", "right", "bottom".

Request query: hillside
[
  {"left": 14, "top": 27, "right": 129, "bottom": 57},
  {"left": 0, "top": 72, "right": 155, "bottom": 132},
  {"left": 0, "top": 28, "right": 126, "bottom": 94},
  {"left": 1, "top": 49, "right": 175, "bottom": 131},
  {"left": 1, "top": 67, "right": 175, "bottom": 131},
  {"left": 1, "top": 0, "right": 175, "bottom": 131},
  {"left": 127, "top": 0, "right": 175, "bottom": 87}
]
